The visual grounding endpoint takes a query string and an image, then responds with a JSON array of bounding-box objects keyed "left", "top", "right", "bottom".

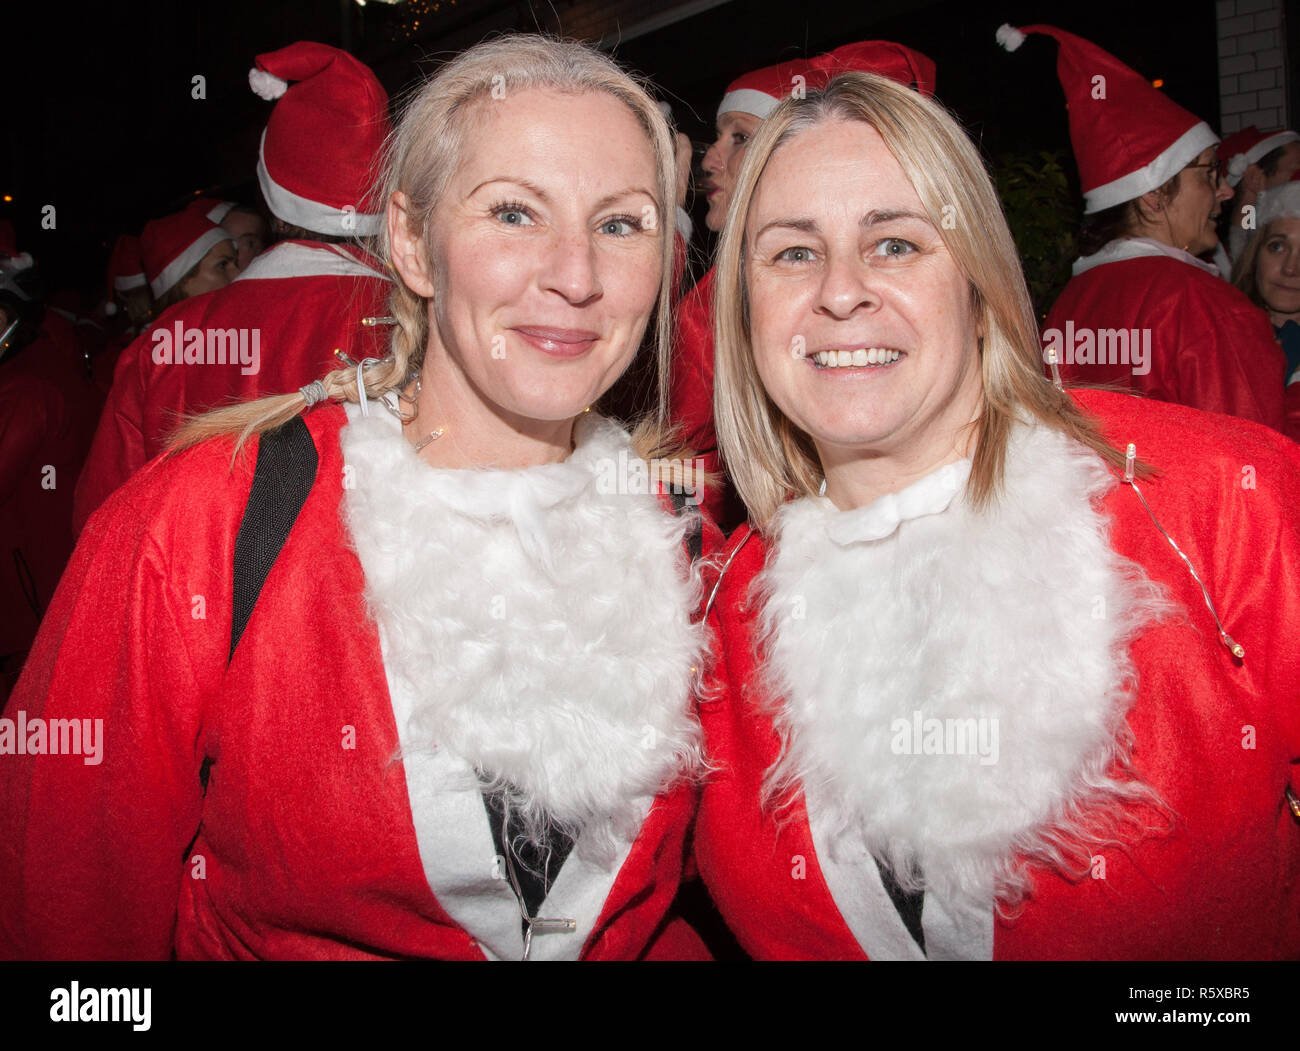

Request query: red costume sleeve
[{"left": 0, "top": 453, "right": 231, "bottom": 959}]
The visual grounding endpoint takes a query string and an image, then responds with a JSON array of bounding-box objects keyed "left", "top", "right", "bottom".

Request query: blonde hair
[
  {"left": 170, "top": 34, "right": 683, "bottom": 463},
  {"left": 712, "top": 72, "right": 1132, "bottom": 528}
]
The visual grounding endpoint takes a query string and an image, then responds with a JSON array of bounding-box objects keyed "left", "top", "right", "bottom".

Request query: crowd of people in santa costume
[{"left": 1, "top": 21, "right": 1298, "bottom": 962}]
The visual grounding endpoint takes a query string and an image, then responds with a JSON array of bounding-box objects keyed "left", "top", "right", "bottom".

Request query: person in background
[
  {"left": 1220, "top": 125, "right": 1300, "bottom": 264},
  {"left": 671, "top": 40, "right": 937, "bottom": 531},
  {"left": 73, "top": 42, "right": 393, "bottom": 534},
  {"left": 191, "top": 198, "right": 270, "bottom": 273},
  {"left": 0, "top": 246, "right": 98, "bottom": 701},
  {"left": 140, "top": 207, "right": 238, "bottom": 315},
  {"left": 1010, "top": 24, "right": 1293, "bottom": 438}
]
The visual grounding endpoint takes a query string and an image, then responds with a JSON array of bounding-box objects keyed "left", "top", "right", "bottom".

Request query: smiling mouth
[
  {"left": 512, "top": 327, "right": 600, "bottom": 358},
  {"left": 811, "top": 347, "right": 903, "bottom": 368}
]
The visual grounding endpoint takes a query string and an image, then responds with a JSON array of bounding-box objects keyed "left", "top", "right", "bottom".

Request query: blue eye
[
  {"left": 492, "top": 202, "right": 535, "bottom": 226},
  {"left": 600, "top": 216, "right": 640, "bottom": 237}
]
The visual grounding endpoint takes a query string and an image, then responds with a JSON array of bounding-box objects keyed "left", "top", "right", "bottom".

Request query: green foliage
[{"left": 992, "top": 149, "right": 1078, "bottom": 321}]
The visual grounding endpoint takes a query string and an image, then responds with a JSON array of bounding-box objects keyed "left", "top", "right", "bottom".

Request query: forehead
[
  {"left": 748, "top": 118, "right": 923, "bottom": 226},
  {"left": 455, "top": 87, "right": 657, "bottom": 190},
  {"left": 717, "top": 110, "right": 761, "bottom": 132},
  {"left": 1268, "top": 216, "right": 1300, "bottom": 236}
]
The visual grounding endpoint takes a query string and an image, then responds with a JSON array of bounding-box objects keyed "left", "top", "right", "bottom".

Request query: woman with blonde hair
[
  {"left": 0, "top": 34, "right": 716, "bottom": 961},
  {"left": 694, "top": 71, "right": 1300, "bottom": 959}
]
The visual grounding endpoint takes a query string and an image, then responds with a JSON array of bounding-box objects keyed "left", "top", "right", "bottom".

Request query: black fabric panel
[
  {"left": 479, "top": 784, "right": 574, "bottom": 927},
  {"left": 669, "top": 489, "right": 703, "bottom": 563},
  {"left": 874, "top": 855, "right": 926, "bottom": 955},
  {"left": 228, "top": 415, "right": 318, "bottom": 665}
]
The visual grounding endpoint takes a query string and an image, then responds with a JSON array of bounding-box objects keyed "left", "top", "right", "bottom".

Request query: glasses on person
[{"left": 1184, "top": 161, "right": 1223, "bottom": 190}]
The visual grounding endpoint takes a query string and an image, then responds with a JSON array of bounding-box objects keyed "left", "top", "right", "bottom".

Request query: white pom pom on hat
[
  {"left": 248, "top": 68, "right": 288, "bottom": 100},
  {"left": 996, "top": 24, "right": 1026, "bottom": 52}
]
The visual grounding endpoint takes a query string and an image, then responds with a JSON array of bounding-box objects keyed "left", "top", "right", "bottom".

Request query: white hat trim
[
  {"left": 1255, "top": 181, "right": 1300, "bottom": 228},
  {"left": 113, "top": 272, "right": 147, "bottom": 292},
  {"left": 149, "top": 227, "right": 231, "bottom": 299},
  {"left": 256, "top": 129, "right": 382, "bottom": 237},
  {"left": 1083, "top": 122, "right": 1219, "bottom": 214},
  {"left": 716, "top": 88, "right": 780, "bottom": 121},
  {"left": 1226, "top": 130, "right": 1300, "bottom": 187}
]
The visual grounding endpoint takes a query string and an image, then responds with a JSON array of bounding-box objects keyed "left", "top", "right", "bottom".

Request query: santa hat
[
  {"left": 103, "top": 234, "right": 147, "bottom": 316},
  {"left": 248, "top": 41, "right": 390, "bottom": 237},
  {"left": 1218, "top": 126, "right": 1300, "bottom": 187},
  {"left": 189, "top": 196, "right": 236, "bottom": 224},
  {"left": 997, "top": 23, "right": 1218, "bottom": 214},
  {"left": 139, "top": 209, "right": 230, "bottom": 299},
  {"left": 717, "top": 39, "right": 937, "bottom": 120},
  {"left": 1255, "top": 181, "right": 1300, "bottom": 228}
]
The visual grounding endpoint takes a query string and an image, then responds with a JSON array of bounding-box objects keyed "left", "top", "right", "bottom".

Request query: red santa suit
[
  {"left": 72, "top": 241, "right": 391, "bottom": 534},
  {"left": 695, "top": 389, "right": 1300, "bottom": 960},
  {"left": 1046, "top": 238, "right": 1290, "bottom": 436},
  {"left": 0, "top": 313, "right": 101, "bottom": 700},
  {"left": 671, "top": 267, "right": 740, "bottom": 529},
  {"left": 1, "top": 401, "right": 719, "bottom": 960}
]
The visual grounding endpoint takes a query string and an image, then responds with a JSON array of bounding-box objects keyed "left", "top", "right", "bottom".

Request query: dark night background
[{"left": 4, "top": 0, "right": 1225, "bottom": 298}]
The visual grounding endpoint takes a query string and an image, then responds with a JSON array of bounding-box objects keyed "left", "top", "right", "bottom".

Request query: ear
[
  {"left": 387, "top": 191, "right": 436, "bottom": 298},
  {"left": 1134, "top": 188, "right": 1165, "bottom": 221}
]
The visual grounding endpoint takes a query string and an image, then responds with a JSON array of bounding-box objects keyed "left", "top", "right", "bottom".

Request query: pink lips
[{"left": 512, "top": 326, "right": 600, "bottom": 358}]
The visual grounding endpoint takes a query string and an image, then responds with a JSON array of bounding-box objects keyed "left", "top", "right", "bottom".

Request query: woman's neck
[
  {"left": 400, "top": 354, "right": 577, "bottom": 471},
  {"left": 817, "top": 393, "right": 983, "bottom": 512}
]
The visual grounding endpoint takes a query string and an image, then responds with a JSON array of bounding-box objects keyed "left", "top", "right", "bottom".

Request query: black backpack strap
[
  {"left": 228, "top": 415, "right": 319, "bottom": 665},
  {"left": 668, "top": 488, "right": 703, "bottom": 563}
]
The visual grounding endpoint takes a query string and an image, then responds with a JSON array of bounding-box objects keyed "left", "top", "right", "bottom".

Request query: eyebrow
[
  {"left": 753, "top": 208, "right": 933, "bottom": 240},
  {"left": 469, "top": 177, "right": 657, "bottom": 211}
]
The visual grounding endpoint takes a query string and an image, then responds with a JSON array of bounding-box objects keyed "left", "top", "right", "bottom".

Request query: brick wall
[{"left": 1218, "top": 0, "right": 1288, "bottom": 131}]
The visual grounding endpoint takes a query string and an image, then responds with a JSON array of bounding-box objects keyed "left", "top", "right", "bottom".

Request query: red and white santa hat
[
  {"left": 101, "top": 234, "right": 147, "bottom": 315},
  {"left": 190, "top": 196, "right": 236, "bottom": 224},
  {"left": 139, "top": 209, "right": 231, "bottom": 299},
  {"left": 1218, "top": 125, "right": 1300, "bottom": 187},
  {"left": 997, "top": 23, "right": 1218, "bottom": 214},
  {"left": 1255, "top": 178, "right": 1300, "bottom": 228},
  {"left": 248, "top": 41, "right": 390, "bottom": 237},
  {"left": 717, "top": 39, "right": 937, "bottom": 120}
]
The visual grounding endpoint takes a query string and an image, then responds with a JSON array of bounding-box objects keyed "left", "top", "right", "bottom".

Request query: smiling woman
[
  {"left": 695, "top": 70, "right": 1300, "bottom": 961},
  {"left": 0, "top": 35, "right": 718, "bottom": 962}
]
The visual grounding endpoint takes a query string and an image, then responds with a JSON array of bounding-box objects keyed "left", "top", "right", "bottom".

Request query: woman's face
[
  {"left": 1256, "top": 217, "right": 1300, "bottom": 318},
  {"left": 745, "top": 118, "right": 983, "bottom": 464},
  {"left": 701, "top": 111, "right": 761, "bottom": 233},
  {"left": 179, "top": 239, "right": 239, "bottom": 298},
  {"left": 1164, "top": 146, "right": 1233, "bottom": 256},
  {"left": 221, "top": 211, "right": 267, "bottom": 271},
  {"left": 409, "top": 88, "right": 662, "bottom": 426}
]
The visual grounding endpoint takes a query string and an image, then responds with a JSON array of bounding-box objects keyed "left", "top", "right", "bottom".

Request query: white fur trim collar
[
  {"left": 1073, "top": 236, "right": 1221, "bottom": 278},
  {"left": 758, "top": 421, "right": 1170, "bottom": 945},
  {"left": 340, "top": 405, "right": 707, "bottom": 864}
]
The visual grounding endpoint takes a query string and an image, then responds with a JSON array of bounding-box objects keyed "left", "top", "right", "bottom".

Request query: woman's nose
[
  {"left": 542, "top": 230, "right": 602, "bottom": 305},
  {"left": 816, "top": 253, "right": 879, "bottom": 320}
]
